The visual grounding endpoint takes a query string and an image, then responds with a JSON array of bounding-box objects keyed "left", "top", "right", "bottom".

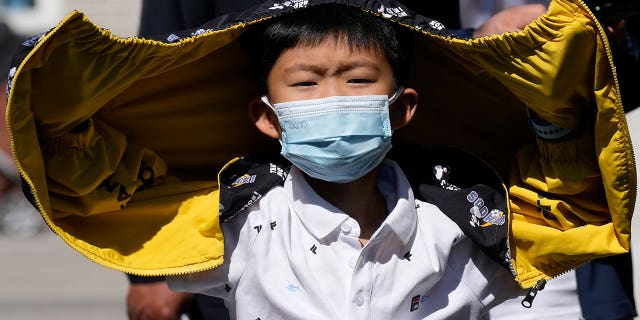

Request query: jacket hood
[{"left": 5, "top": 0, "right": 635, "bottom": 288}]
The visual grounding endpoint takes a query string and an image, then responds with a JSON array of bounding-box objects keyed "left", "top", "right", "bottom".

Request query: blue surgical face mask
[{"left": 261, "top": 87, "right": 404, "bottom": 183}]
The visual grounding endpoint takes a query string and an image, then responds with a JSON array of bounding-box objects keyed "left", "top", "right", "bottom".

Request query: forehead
[
  {"left": 276, "top": 37, "right": 389, "bottom": 67},
  {"left": 295, "top": 32, "right": 385, "bottom": 51}
]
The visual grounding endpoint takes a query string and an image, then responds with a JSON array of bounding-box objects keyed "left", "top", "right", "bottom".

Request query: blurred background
[
  {"left": 0, "top": 1, "right": 140, "bottom": 320},
  {"left": 0, "top": 0, "right": 141, "bottom": 37},
  {"left": 0, "top": 0, "right": 638, "bottom": 319}
]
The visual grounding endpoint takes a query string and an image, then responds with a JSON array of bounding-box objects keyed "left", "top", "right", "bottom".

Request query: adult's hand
[
  {"left": 127, "top": 281, "right": 195, "bottom": 320},
  {"left": 473, "top": 4, "right": 548, "bottom": 38}
]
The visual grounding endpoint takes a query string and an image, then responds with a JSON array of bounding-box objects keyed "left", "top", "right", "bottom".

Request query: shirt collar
[
  {"left": 284, "top": 160, "right": 417, "bottom": 244},
  {"left": 376, "top": 159, "right": 418, "bottom": 245},
  {"left": 286, "top": 166, "right": 349, "bottom": 240}
]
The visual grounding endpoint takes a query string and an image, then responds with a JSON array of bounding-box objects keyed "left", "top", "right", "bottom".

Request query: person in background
[
  {"left": 402, "top": 0, "right": 549, "bottom": 38},
  {"left": 0, "top": 22, "right": 43, "bottom": 239},
  {"left": 137, "top": 0, "right": 263, "bottom": 39}
]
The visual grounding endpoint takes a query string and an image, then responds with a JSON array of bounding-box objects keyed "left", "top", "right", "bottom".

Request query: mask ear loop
[
  {"left": 260, "top": 95, "right": 277, "bottom": 111},
  {"left": 388, "top": 86, "right": 405, "bottom": 105},
  {"left": 387, "top": 86, "right": 405, "bottom": 134},
  {"left": 260, "top": 96, "right": 284, "bottom": 146}
]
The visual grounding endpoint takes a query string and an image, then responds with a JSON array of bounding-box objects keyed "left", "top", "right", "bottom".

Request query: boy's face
[{"left": 266, "top": 39, "right": 395, "bottom": 104}]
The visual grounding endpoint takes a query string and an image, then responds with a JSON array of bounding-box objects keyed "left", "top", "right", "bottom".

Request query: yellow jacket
[{"left": 5, "top": 0, "right": 634, "bottom": 289}]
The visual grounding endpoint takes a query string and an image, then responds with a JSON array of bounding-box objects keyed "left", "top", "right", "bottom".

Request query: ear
[
  {"left": 389, "top": 87, "right": 418, "bottom": 130},
  {"left": 248, "top": 98, "right": 281, "bottom": 139}
]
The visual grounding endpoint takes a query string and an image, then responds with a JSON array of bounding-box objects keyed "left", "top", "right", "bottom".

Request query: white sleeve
[
  {"left": 167, "top": 206, "right": 260, "bottom": 299},
  {"left": 456, "top": 239, "right": 526, "bottom": 313}
]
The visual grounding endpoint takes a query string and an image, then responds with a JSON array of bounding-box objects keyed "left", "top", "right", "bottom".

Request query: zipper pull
[{"left": 521, "top": 279, "right": 546, "bottom": 308}]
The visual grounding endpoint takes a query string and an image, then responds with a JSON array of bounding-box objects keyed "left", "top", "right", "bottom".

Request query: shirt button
[
  {"left": 348, "top": 258, "right": 356, "bottom": 269},
  {"left": 341, "top": 223, "right": 352, "bottom": 233},
  {"left": 355, "top": 293, "right": 364, "bottom": 306}
]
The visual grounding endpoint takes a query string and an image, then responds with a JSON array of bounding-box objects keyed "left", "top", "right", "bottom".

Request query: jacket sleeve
[{"left": 449, "top": 0, "right": 635, "bottom": 288}]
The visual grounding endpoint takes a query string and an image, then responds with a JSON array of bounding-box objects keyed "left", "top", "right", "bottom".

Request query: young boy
[{"left": 168, "top": 5, "right": 524, "bottom": 319}]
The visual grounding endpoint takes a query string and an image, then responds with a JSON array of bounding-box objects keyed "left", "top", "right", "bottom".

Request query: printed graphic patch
[
  {"left": 166, "top": 34, "right": 180, "bottom": 42},
  {"left": 22, "top": 33, "right": 44, "bottom": 47},
  {"left": 286, "top": 280, "right": 301, "bottom": 292},
  {"left": 377, "top": 4, "right": 408, "bottom": 18},
  {"left": 190, "top": 28, "right": 213, "bottom": 36},
  {"left": 410, "top": 295, "right": 428, "bottom": 312},
  {"left": 467, "top": 190, "right": 505, "bottom": 227},
  {"left": 269, "top": 163, "right": 287, "bottom": 181},
  {"left": 433, "top": 165, "right": 461, "bottom": 191},
  {"left": 218, "top": 154, "right": 290, "bottom": 223},
  {"left": 269, "top": 0, "right": 309, "bottom": 10},
  {"left": 6, "top": 66, "right": 16, "bottom": 100},
  {"left": 231, "top": 174, "right": 257, "bottom": 188}
]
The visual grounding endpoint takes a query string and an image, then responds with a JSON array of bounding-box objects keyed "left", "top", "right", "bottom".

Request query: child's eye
[
  {"left": 293, "top": 81, "right": 317, "bottom": 87},
  {"left": 347, "top": 79, "right": 373, "bottom": 84}
]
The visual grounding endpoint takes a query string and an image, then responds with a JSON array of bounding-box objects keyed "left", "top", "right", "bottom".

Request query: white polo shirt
[{"left": 168, "top": 160, "right": 523, "bottom": 319}]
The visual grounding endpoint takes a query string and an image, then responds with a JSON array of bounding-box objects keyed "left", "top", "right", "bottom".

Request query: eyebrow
[
  {"left": 283, "top": 60, "right": 381, "bottom": 74},
  {"left": 283, "top": 64, "right": 326, "bottom": 74},
  {"left": 336, "top": 61, "right": 381, "bottom": 74}
]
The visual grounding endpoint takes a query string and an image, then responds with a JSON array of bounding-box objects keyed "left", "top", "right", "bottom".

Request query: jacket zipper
[
  {"left": 576, "top": 0, "right": 637, "bottom": 201},
  {"left": 521, "top": 279, "right": 547, "bottom": 308}
]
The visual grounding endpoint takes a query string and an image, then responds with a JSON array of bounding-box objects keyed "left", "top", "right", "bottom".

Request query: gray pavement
[{"left": 0, "top": 232, "right": 128, "bottom": 320}]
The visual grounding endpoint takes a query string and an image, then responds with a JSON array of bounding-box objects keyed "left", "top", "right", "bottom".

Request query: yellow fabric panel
[
  {"left": 43, "top": 119, "right": 128, "bottom": 198},
  {"left": 510, "top": 212, "right": 626, "bottom": 287},
  {"left": 25, "top": 13, "right": 246, "bottom": 138},
  {"left": 53, "top": 183, "right": 223, "bottom": 275}
]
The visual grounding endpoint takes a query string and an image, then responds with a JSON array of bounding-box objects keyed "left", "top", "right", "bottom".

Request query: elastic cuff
[
  {"left": 527, "top": 108, "right": 575, "bottom": 140},
  {"left": 126, "top": 273, "right": 166, "bottom": 284}
]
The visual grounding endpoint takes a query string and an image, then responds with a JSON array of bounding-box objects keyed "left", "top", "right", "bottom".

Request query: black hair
[{"left": 247, "top": 4, "right": 412, "bottom": 93}]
